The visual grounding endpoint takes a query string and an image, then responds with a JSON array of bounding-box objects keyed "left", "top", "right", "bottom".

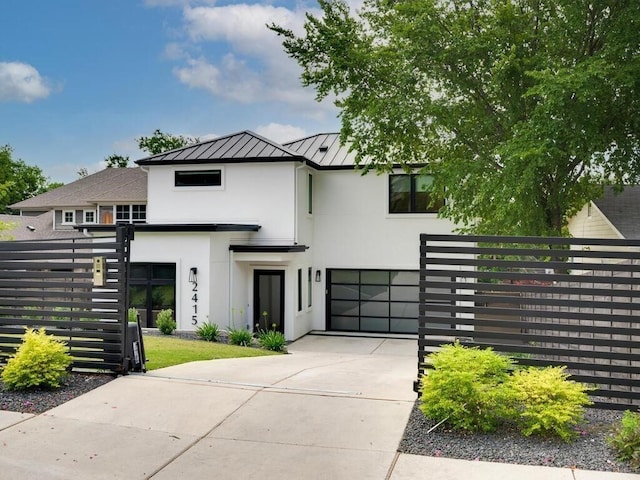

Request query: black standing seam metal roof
[{"left": 136, "top": 131, "right": 309, "bottom": 165}]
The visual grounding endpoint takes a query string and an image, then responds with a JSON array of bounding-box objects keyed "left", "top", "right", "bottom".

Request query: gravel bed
[
  {"left": 399, "top": 400, "right": 636, "bottom": 474},
  {"left": 0, "top": 373, "right": 114, "bottom": 414}
]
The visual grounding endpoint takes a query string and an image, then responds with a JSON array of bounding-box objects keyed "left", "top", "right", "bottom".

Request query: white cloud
[
  {"left": 163, "top": 2, "right": 335, "bottom": 118},
  {"left": 0, "top": 62, "right": 52, "bottom": 103},
  {"left": 255, "top": 123, "right": 307, "bottom": 143},
  {"left": 173, "top": 57, "right": 221, "bottom": 95}
]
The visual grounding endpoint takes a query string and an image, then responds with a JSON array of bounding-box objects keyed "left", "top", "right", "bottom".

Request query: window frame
[
  {"left": 61, "top": 210, "right": 75, "bottom": 225},
  {"left": 115, "top": 205, "right": 131, "bottom": 223},
  {"left": 174, "top": 169, "right": 223, "bottom": 188},
  {"left": 307, "top": 173, "right": 313, "bottom": 215},
  {"left": 83, "top": 210, "right": 96, "bottom": 224},
  {"left": 388, "top": 173, "right": 443, "bottom": 214},
  {"left": 307, "top": 267, "right": 313, "bottom": 308},
  {"left": 297, "top": 268, "right": 303, "bottom": 312}
]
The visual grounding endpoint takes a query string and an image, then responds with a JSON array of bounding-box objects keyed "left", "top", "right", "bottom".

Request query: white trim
[
  {"left": 83, "top": 209, "right": 96, "bottom": 224},
  {"left": 61, "top": 210, "right": 75, "bottom": 225}
]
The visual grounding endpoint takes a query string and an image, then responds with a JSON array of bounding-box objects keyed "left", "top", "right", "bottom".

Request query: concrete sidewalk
[{"left": 0, "top": 335, "right": 637, "bottom": 479}]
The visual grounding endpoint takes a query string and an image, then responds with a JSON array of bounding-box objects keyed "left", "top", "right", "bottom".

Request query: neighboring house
[
  {"left": 10, "top": 167, "right": 147, "bottom": 229},
  {"left": 8, "top": 131, "right": 456, "bottom": 340},
  {"left": 568, "top": 186, "right": 640, "bottom": 240}
]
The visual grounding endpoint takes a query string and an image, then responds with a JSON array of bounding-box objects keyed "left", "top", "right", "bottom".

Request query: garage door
[{"left": 327, "top": 269, "right": 420, "bottom": 334}]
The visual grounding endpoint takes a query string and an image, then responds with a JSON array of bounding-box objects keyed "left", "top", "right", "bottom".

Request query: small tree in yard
[{"left": 271, "top": 0, "right": 640, "bottom": 237}]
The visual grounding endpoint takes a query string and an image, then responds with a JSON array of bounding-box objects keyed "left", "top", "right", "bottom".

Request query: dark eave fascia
[
  {"left": 136, "top": 155, "right": 309, "bottom": 166},
  {"left": 77, "top": 223, "right": 261, "bottom": 233},
  {"left": 229, "top": 244, "right": 309, "bottom": 253}
]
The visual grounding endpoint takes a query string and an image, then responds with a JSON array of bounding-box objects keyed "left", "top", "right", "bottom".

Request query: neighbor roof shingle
[
  {"left": 594, "top": 186, "right": 640, "bottom": 239},
  {"left": 10, "top": 168, "right": 147, "bottom": 210}
]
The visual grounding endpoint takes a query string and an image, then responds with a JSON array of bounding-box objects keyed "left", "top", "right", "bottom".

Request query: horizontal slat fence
[
  {"left": 0, "top": 225, "right": 134, "bottom": 373},
  {"left": 418, "top": 234, "right": 640, "bottom": 410}
]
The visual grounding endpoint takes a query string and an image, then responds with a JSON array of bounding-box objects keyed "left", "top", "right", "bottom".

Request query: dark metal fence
[
  {"left": 0, "top": 225, "right": 136, "bottom": 373},
  {"left": 418, "top": 234, "right": 640, "bottom": 409}
]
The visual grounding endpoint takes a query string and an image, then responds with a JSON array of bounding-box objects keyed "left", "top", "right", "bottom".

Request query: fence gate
[
  {"left": 0, "top": 225, "right": 135, "bottom": 373},
  {"left": 418, "top": 234, "right": 640, "bottom": 410}
]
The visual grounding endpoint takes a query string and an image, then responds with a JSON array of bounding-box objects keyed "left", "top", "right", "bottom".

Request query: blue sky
[{"left": 1, "top": 0, "right": 342, "bottom": 183}]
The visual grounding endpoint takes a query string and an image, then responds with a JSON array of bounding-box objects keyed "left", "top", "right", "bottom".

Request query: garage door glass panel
[
  {"left": 361, "top": 285, "right": 389, "bottom": 301},
  {"left": 360, "top": 301, "right": 389, "bottom": 317},
  {"left": 331, "top": 300, "right": 359, "bottom": 316},
  {"left": 361, "top": 317, "right": 389, "bottom": 332},
  {"left": 331, "top": 285, "right": 359, "bottom": 300}
]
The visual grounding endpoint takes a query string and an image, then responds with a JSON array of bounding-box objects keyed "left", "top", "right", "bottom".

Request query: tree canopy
[
  {"left": 137, "top": 129, "right": 197, "bottom": 156},
  {"left": 104, "top": 154, "right": 129, "bottom": 168},
  {"left": 0, "top": 145, "right": 62, "bottom": 213},
  {"left": 272, "top": 0, "right": 640, "bottom": 236}
]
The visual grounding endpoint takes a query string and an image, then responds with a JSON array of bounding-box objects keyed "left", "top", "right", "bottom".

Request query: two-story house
[{"left": 9, "top": 131, "right": 456, "bottom": 340}]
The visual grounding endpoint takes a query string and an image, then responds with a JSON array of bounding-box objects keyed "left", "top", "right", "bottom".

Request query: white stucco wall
[
  {"left": 129, "top": 232, "right": 211, "bottom": 330},
  {"left": 309, "top": 169, "right": 456, "bottom": 331},
  {"left": 144, "top": 162, "right": 297, "bottom": 242}
]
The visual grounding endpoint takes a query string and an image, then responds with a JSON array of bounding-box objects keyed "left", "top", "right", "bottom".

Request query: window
[
  {"left": 62, "top": 210, "right": 75, "bottom": 224},
  {"left": 308, "top": 174, "right": 313, "bottom": 215},
  {"left": 389, "top": 174, "right": 444, "bottom": 214},
  {"left": 129, "top": 263, "right": 176, "bottom": 328},
  {"left": 83, "top": 210, "right": 96, "bottom": 224},
  {"left": 175, "top": 170, "right": 222, "bottom": 187},
  {"left": 132, "top": 205, "right": 146, "bottom": 223},
  {"left": 307, "top": 267, "right": 312, "bottom": 308},
  {"left": 297, "top": 268, "right": 303, "bottom": 312},
  {"left": 115, "top": 205, "right": 130, "bottom": 222},
  {"left": 115, "top": 205, "right": 146, "bottom": 223}
]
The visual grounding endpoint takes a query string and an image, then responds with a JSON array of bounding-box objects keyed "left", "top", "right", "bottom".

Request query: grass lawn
[{"left": 142, "top": 335, "right": 281, "bottom": 370}]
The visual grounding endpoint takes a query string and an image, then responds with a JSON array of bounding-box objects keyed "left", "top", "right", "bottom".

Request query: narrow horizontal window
[{"left": 175, "top": 170, "right": 222, "bottom": 187}]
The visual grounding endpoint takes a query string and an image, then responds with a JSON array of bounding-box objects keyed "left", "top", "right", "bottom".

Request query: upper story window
[
  {"left": 115, "top": 205, "right": 146, "bottom": 223},
  {"left": 308, "top": 173, "right": 313, "bottom": 215},
  {"left": 62, "top": 210, "right": 75, "bottom": 224},
  {"left": 175, "top": 170, "right": 222, "bottom": 187},
  {"left": 116, "top": 205, "right": 130, "bottom": 222},
  {"left": 389, "top": 174, "right": 444, "bottom": 214},
  {"left": 83, "top": 210, "right": 96, "bottom": 224},
  {"left": 132, "top": 205, "right": 146, "bottom": 222}
]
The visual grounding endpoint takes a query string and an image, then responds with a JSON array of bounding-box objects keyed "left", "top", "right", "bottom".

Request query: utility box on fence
[{"left": 126, "top": 322, "right": 146, "bottom": 373}]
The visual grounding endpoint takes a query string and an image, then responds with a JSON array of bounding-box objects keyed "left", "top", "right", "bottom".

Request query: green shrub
[
  {"left": 228, "top": 328, "right": 253, "bottom": 347},
  {"left": 1, "top": 328, "right": 72, "bottom": 390},
  {"left": 156, "top": 309, "right": 176, "bottom": 335},
  {"left": 608, "top": 410, "right": 640, "bottom": 470},
  {"left": 509, "top": 366, "right": 592, "bottom": 441},
  {"left": 419, "top": 342, "right": 514, "bottom": 432},
  {"left": 257, "top": 328, "right": 287, "bottom": 352},
  {"left": 196, "top": 322, "right": 220, "bottom": 342},
  {"left": 128, "top": 307, "right": 139, "bottom": 323}
]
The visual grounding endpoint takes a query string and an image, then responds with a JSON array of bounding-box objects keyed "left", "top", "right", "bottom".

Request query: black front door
[{"left": 254, "top": 270, "right": 284, "bottom": 333}]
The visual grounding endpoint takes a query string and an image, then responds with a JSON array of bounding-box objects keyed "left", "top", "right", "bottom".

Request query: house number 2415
[{"left": 191, "top": 281, "right": 198, "bottom": 325}]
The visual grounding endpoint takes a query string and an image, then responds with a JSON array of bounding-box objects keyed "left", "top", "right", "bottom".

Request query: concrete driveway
[
  {"left": 0, "top": 334, "right": 636, "bottom": 480},
  {"left": 0, "top": 335, "right": 417, "bottom": 479}
]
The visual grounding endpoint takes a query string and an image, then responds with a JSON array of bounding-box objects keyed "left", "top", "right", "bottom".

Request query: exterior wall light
[
  {"left": 189, "top": 267, "right": 198, "bottom": 284},
  {"left": 315, "top": 269, "right": 321, "bottom": 282}
]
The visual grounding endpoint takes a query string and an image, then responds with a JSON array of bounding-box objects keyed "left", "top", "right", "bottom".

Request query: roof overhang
[
  {"left": 77, "top": 223, "right": 261, "bottom": 233},
  {"left": 229, "top": 244, "right": 308, "bottom": 253}
]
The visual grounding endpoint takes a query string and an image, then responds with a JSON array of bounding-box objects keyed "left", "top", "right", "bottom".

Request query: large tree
[
  {"left": 0, "top": 145, "right": 62, "bottom": 213},
  {"left": 137, "top": 129, "right": 197, "bottom": 156},
  {"left": 272, "top": 0, "right": 640, "bottom": 236}
]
